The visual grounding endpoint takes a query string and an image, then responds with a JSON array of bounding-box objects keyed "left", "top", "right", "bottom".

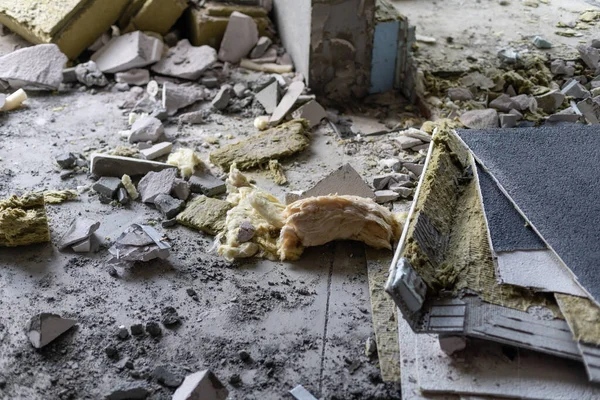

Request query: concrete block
[
  {"left": 447, "top": 87, "right": 473, "bottom": 101},
  {"left": 0, "top": 0, "right": 129, "bottom": 60},
  {"left": 91, "top": 154, "right": 177, "bottom": 177},
  {"left": 499, "top": 113, "right": 518, "bottom": 128},
  {"left": 58, "top": 218, "right": 100, "bottom": 250},
  {"left": 459, "top": 109, "right": 499, "bottom": 129},
  {"left": 0, "top": 44, "right": 67, "bottom": 90},
  {"left": 535, "top": 90, "right": 565, "bottom": 114},
  {"left": 172, "top": 370, "right": 229, "bottom": 400},
  {"left": 255, "top": 80, "right": 279, "bottom": 114},
  {"left": 154, "top": 194, "right": 184, "bottom": 219},
  {"left": 26, "top": 313, "right": 76, "bottom": 349},
  {"left": 91, "top": 31, "right": 163, "bottom": 74},
  {"left": 115, "top": 69, "right": 150, "bottom": 86},
  {"left": 93, "top": 177, "right": 122, "bottom": 199},
  {"left": 137, "top": 168, "right": 178, "bottom": 203},
  {"left": 121, "top": 0, "right": 188, "bottom": 35},
  {"left": 250, "top": 36, "right": 272, "bottom": 59},
  {"left": 129, "top": 116, "right": 164, "bottom": 144},
  {"left": 395, "top": 135, "right": 423, "bottom": 150},
  {"left": 140, "top": 142, "right": 173, "bottom": 160},
  {"left": 152, "top": 39, "right": 217, "bottom": 80},
  {"left": 189, "top": 172, "right": 226, "bottom": 197},
  {"left": 561, "top": 79, "right": 591, "bottom": 100},
  {"left": 291, "top": 100, "right": 326, "bottom": 127},
  {"left": 218, "top": 11, "right": 259, "bottom": 63},
  {"left": 212, "top": 85, "right": 232, "bottom": 110},
  {"left": 270, "top": 81, "right": 304, "bottom": 124}
]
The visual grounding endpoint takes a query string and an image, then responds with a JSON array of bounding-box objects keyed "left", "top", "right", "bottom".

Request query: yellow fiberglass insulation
[{"left": 217, "top": 166, "right": 404, "bottom": 262}]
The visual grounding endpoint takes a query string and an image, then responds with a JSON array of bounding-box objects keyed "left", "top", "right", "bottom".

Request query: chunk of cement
[
  {"left": 211, "top": 85, "right": 232, "bottom": 110},
  {"left": 375, "top": 190, "right": 400, "bottom": 203},
  {"left": 373, "top": 173, "right": 410, "bottom": 190},
  {"left": 577, "top": 45, "right": 600, "bottom": 70},
  {"left": 93, "top": 177, "right": 122, "bottom": 199},
  {"left": 547, "top": 113, "right": 581, "bottom": 124},
  {"left": 189, "top": 172, "right": 226, "bottom": 197},
  {"left": 117, "top": 188, "right": 130, "bottom": 205},
  {"left": 577, "top": 98, "right": 600, "bottom": 124},
  {"left": 561, "top": 79, "right": 590, "bottom": 99},
  {"left": 137, "top": 168, "right": 178, "bottom": 203},
  {"left": 26, "top": 313, "right": 76, "bottom": 349},
  {"left": 140, "top": 142, "right": 173, "bottom": 160},
  {"left": 108, "top": 224, "right": 171, "bottom": 262},
  {"left": 116, "top": 69, "right": 150, "bottom": 86},
  {"left": 91, "top": 31, "right": 164, "bottom": 73},
  {"left": 510, "top": 94, "right": 534, "bottom": 112},
  {"left": 152, "top": 39, "right": 217, "bottom": 80},
  {"left": 270, "top": 81, "right": 305, "bottom": 124},
  {"left": 292, "top": 100, "right": 326, "bottom": 127},
  {"left": 171, "top": 179, "right": 191, "bottom": 201},
  {"left": 255, "top": 80, "right": 279, "bottom": 114},
  {"left": 74, "top": 61, "right": 108, "bottom": 87},
  {"left": 438, "top": 335, "right": 467, "bottom": 355},
  {"left": 58, "top": 218, "right": 100, "bottom": 250},
  {"left": 535, "top": 90, "right": 565, "bottom": 113},
  {"left": 400, "top": 128, "right": 432, "bottom": 142},
  {"left": 403, "top": 163, "right": 424, "bottom": 177},
  {"left": 129, "top": 116, "right": 164, "bottom": 144},
  {"left": 395, "top": 136, "right": 423, "bottom": 150},
  {"left": 237, "top": 221, "right": 256, "bottom": 243},
  {"left": 202, "top": 76, "right": 219, "bottom": 88},
  {"left": 56, "top": 153, "right": 77, "bottom": 169},
  {"left": 233, "top": 83, "right": 247, "bottom": 98},
  {"left": 499, "top": 114, "right": 518, "bottom": 128},
  {"left": 489, "top": 94, "right": 518, "bottom": 113},
  {"left": 153, "top": 365, "right": 183, "bottom": 388},
  {"left": 172, "top": 369, "right": 229, "bottom": 400},
  {"left": 179, "top": 110, "right": 208, "bottom": 125},
  {"left": 550, "top": 60, "right": 575, "bottom": 77},
  {"left": 459, "top": 109, "right": 499, "bottom": 129},
  {"left": 218, "top": 11, "right": 259, "bottom": 63},
  {"left": 532, "top": 36, "right": 552, "bottom": 49},
  {"left": 447, "top": 87, "right": 472, "bottom": 101},
  {"left": 91, "top": 154, "right": 177, "bottom": 177},
  {"left": 176, "top": 196, "right": 232, "bottom": 235},
  {"left": 163, "top": 82, "right": 206, "bottom": 116},
  {"left": 154, "top": 194, "right": 184, "bottom": 219},
  {"left": 390, "top": 186, "right": 413, "bottom": 198},
  {"left": 106, "top": 386, "right": 150, "bottom": 400},
  {"left": 0, "top": 44, "right": 67, "bottom": 90},
  {"left": 250, "top": 36, "right": 272, "bottom": 59}
]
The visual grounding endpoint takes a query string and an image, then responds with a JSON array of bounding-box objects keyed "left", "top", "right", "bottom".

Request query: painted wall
[
  {"left": 370, "top": 20, "right": 399, "bottom": 94},
  {"left": 272, "top": 0, "right": 311, "bottom": 83}
]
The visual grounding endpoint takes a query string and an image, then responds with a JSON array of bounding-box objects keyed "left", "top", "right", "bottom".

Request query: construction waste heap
[{"left": 0, "top": 0, "right": 599, "bottom": 399}]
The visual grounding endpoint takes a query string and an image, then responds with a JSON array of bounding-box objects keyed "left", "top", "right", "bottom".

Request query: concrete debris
[
  {"left": 26, "top": 313, "right": 76, "bottom": 349},
  {"left": 395, "top": 135, "right": 424, "bottom": 150},
  {"left": 577, "top": 98, "right": 600, "bottom": 124},
  {"left": 551, "top": 59, "right": 575, "bottom": 77},
  {"left": 212, "top": 85, "right": 233, "bottom": 110},
  {"left": 140, "top": 142, "right": 173, "bottom": 160},
  {"left": 93, "top": 177, "right": 123, "bottom": 200},
  {"left": 154, "top": 194, "right": 184, "bottom": 219},
  {"left": 172, "top": 370, "right": 229, "bottom": 400},
  {"left": 176, "top": 196, "right": 232, "bottom": 235},
  {"left": 137, "top": 168, "right": 178, "bottom": 203},
  {"left": 270, "top": 81, "right": 305, "bottom": 124},
  {"left": 438, "top": 335, "right": 467, "bottom": 356},
  {"left": 535, "top": 90, "right": 566, "bottom": 113},
  {"left": 72, "top": 236, "right": 99, "bottom": 253},
  {"left": 167, "top": 148, "right": 204, "bottom": 178},
  {"left": 172, "top": 179, "right": 191, "bottom": 201},
  {"left": 152, "top": 39, "right": 217, "bottom": 80},
  {"left": 161, "top": 306, "right": 181, "bottom": 326},
  {"left": 189, "top": 172, "right": 227, "bottom": 197},
  {"left": 532, "top": 36, "right": 552, "bottom": 49},
  {"left": 497, "top": 47, "right": 518, "bottom": 64},
  {"left": 401, "top": 128, "right": 432, "bottom": 142},
  {"left": 291, "top": 100, "right": 326, "bottom": 127},
  {"left": 218, "top": 12, "right": 259, "bottom": 63},
  {"left": 92, "top": 31, "right": 163, "bottom": 73},
  {"left": 115, "top": 69, "right": 150, "bottom": 86},
  {"left": 547, "top": 113, "right": 581, "bottom": 124},
  {"left": 250, "top": 36, "right": 273, "bottom": 59},
  {"left": 375, "top": 190, "right": 400, "bottom": 203},
  {"left": 459, "top": 109, "right": 499, "bottom": 129},
  {"left": 577, "top": 45, "right": 600, "bottom": 70},
  {"left": 202, "top": 76, "right": 219, "bottom": 88},
  {"left": 117, "top": 188, "right": 130, "bottom": 205},
  {"left": 145, "top": 321, "right": 162, "bottom": 337},
  {"left": 390, "top": 186, "right": 413, "bottom": 198},
  {"left": 129, "top": 116, "right": 164, "bottom": 144},
  {"left": 153, "top": 365, "right": 183, "bottom": 388},
  {"left": 179, "top": 110, "right": 209, "bottom": 124},
  {"left": 0, "top": 44, "right": 67, "bottom": 90},
  {"left": 373, "top": 173, "right": 411, "bottom": 191},
  {"left": 75, "top": 61, "right": 108, "bottom": 87},
  {"left": 56, "top": 153, "right": 77, "bottom": 169},
  {"left": 58, "top": 218, "right": 100, "bottom": 251},
  {"left": 561, "top": 79, "right": 591, "bottom": 99},
  {"left": 233, "top": 82, "right": 247, "bottom": 98},
  {"left": 106, "top": 386, "right": 150, "bottom": 400},
  {"left": 447, "top": 87, "right": 473, "bottom": 101},
  {"left": 289, "top": 385, "right": 318, "bottom": 400},
  {"left": 499, "top": 113, "right": 518, "bottom": 128},
  {"left": 108, "top": 224, "right": 171, "bottom": 262},
  {"left": 255, "top": 80, "right": 280, "bottom": 114},
  {"left": 163, "top": 82, "right": 206, "bottom": 116},
  {"left": 511, "top": 94, "right": 535, "bottom": 112},
  {"left": 489, "top": 94, "right": 518, "bottom": 112}
]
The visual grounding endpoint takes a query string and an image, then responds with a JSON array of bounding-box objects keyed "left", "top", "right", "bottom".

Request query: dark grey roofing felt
[
  {"left": 457, "top": 125, "right": 600, "bottom": 303},
  {"left": 476, "top": 163, "right": 546, "bottom": 252}
]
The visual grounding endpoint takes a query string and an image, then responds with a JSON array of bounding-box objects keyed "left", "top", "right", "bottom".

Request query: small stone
[
  {"left": 56, "top": 153, "right": 77, "bottom": 169},
  {"left": 218, "top": 12, "right": 259, "bottom": 63},
  {"left": 510, "top": 94, "right": 534, "bottom": 112},
  {"left": 105, "top": 346, "right": 119, "bottom": 360},
  {"left": 499, "top": 114, "right": 518, "bottom": 128},
  {"left": 497, "top": 47, "right": 518, "bottom": 64},
  {"left": 447, "top": 87, "right": 472, "bottom": 101},
  {"left": 577, "top": 45, "right": 600, "bottom": 70},
  {"left": 375, "top": 190, "right": 400, "bottom": 203},
  {"left": 233, "top": 82, "right": 247, "bottom": 98},
  {"left": 390, "top": 186, "right": 413, "bottom": 198},
  {"left": 509, "top": 108, "right": 523, "bottom": 120},
  {"left": 131, "top": 324, "right": 144, "bottom": 336},
  {"left": 140, "top": 142, "right": 173, "bottom": 160},
  {"left": 153, "top": 366, "right": 183, "bottom": 388},
  {"left": 146, "top": 321, "right": 162, "bottom": 337},
  {"left": 93, "top": 177, "right": 122, "bottom": 199},
  {"left": 550, "top": 60, "right": 575, "bottom": 77},
  {"left": 186, "top": 288, "right": 197, "bottom": 297},
  {"left": 239, "top": 350, "right": 251, "bottom": 362},
  {"left": 489, "top": 94, "right": 518, "bottom": 112},
  {"left": 106, "top": 385, "right": 150, "bottom": 400},
  {"left": 137, "top": 168, "right": 178, "bottom": 203},
  {"left": 117, "top": 326, "right": 130, "bottom": 340},
  {"left": 115, "top": 69, "right": 150, "bottom": 86},
  {"left": 154, "top": 194, "right": 184, "bottom": 219},
  {"left": 26, "top": 313, "right": 76, "bottom": 349},
  {"left": 438, "top": 335, "right": 467, "bottom": 355},
  {"left": 365, "top": 337, "right": 377, "bottom": 358},
  {"left": 593, "top": 39, "right": 600, "bottom": 49},
  {"left": 161, "top": 306, "right": 181, "bottom": 327},
  {"left": 152, "top": 39, "right": 217, "bottom": 80},
  {"left": 171, "top": 179, "right": 191, "bottom": 201},
  {"left": 172, "top": 370, "right": 229, "bottom": 400},
  {"left": 403, "top": 163, "right": 424, "bottom": 177},
  {"left": 237, "top": 221, "right": 256, "bottom": 243},
  {"left": 117, "top": 188, "right": 130, "bottom": 205},
  {"left": 577, "top": 98, "right": 600, "bottom": 124},
  {"left": 201, "top": 76, "right": 219, "bottom": 88},
  {"left": 532, "top": 36, "right": 552, "bottom": 49},
  {"left": 129, "top": 116, "right": 164, "bottom": 144},
  {"left": 59, "top": 170, "right": 75, "bottom": 180},
  {"left": 163, "top": 81, "right": 206, "bottom": 116},
  {"left": 150, "top": 107, "right": 169, "bottom": 122},
  {"left": 189, "top": 171, "right": 226, "bottom": 197},
  {"left": 162, "top": 219, "right": 178, "bottom": 228},
  {"left": 179, "top": 110, "right": 208, "bottom": 125},
  {"left": 459, "top": 109, "right": 499, "bottom": 129},
  {"left": 250, "top": 36, "right": 273, "bottom": 59},
  {"left": 75, "top": 61, "right": 108, "bottom": 87},
  {"left": 212, "top": 85, "right": 232, "bottom": 110}
]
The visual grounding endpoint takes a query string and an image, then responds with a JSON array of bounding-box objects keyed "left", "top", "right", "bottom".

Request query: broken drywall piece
[
  {"left": 176, "top": 196, "right": 232, "bottom": 235},
  {"left": 129, "top": 116, "right": 164, "bottom": 143},
  {"left": 218, "top": 11, "right": 259, "bottom": 63},
  {"left": 0, "top": 193, "right": 50, "bottom": 247},
  {"left": 163, "top": 82, "right": 206, "bottom": 116},
  {"left": 291, "top": 100, "right": 326, "bottom": 127},
  {"left": 92, "top": 31, "right": 163, "bottom": 73},
  {"left": 137, "top": 168, "right": 178, "bottom": 203},
  {"left": 116, "top": 69, "right": 150, "bottom": 86},
  {"left": 577, "top": 45, "right": 600, "bottom": 70},
  {"left": 151, "top": 39, "right": 217, "bottom": 80},
  {"left": 108, "top": 224, "right": 171, "bottom": 262},
  {"left": 91, "top": 154, "right": 177, "bottom": 177},
  {"left": 172, "top": 179, "right": 191, "bottom": 201},
  {"left": 172, "top": 369, "right": 229, "bottom": 400},
  {"left": 255, "top": 80, "right": 280, "bottom": 114},
  {"left": 57, "top": 218, "right": 100, "bottom": 250},
  {"left": 300, "top": 164, "right": 374, "bottom": 201},
  {"left": 250, "top": 36, "right": 273, "bottom": 59},
  {"left": 270, "top": 81, "right": 305, "bottom": 124},
  {"left": 209, "top": 119, "right": 310, "bottom": 171},
  {"left": 140, "top": 142, "right": 173, "bottom": 160},
  {"left": 0, "top": 44, "right": 67, "bottom": 90},
  {"left": 26, "top": 313, "right": 76, "bottom": 349}
]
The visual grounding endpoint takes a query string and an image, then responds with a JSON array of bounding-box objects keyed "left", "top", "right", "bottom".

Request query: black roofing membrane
[{"left": 457, "top": 125, "right": 600, "bottom": 303}]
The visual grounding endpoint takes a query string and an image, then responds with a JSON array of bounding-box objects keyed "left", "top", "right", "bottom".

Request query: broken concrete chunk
[
  {"left": 72, "top": 236, "right": 96, "bottom": 253},
  {"left": 26, "top": 313, "right": 76, "bottom": 349},
  {"left": 153, "top": 365, "right": 183, "bottom": 388},
  {"left": 302, "top": 164, "right": 374, "bottom": 200},
  {"left": 189, "top": 172, "right": 226, "bottom": 197},
  {"left": 447, "top": 87, "right": 473, "bottom": 101},
  {"left": 163, "top": 82, "right": 206, "bottom": 116},
  {"left": 212, "top": 85, "right": 232, "bottom": 110},
  {"left": 115, "top": 69, "right": 150, "bottom": 86},
  {"left": 117, "top": 188, "right": 130, "bottom": 205},
  {"left": 577, "top": 98, "right": 600, "bottom": 124},
  {"left": 92, "top": 31, "right": 164, "bottom": 73},
  {"left": 0, "top": 44, "right": 67, "bottom": 90},
  {"left": 390, "top": 186, "right": 413, "bottom": 198},
  {"left": 532, "top": 36, "right": 552, "bottom": 49},
  {"left": 179, "top": 110, "right": 208, "bottom": 124},
  {"left": 75, "top": 61, "right": 108, "bottom": 87},
  {"left": 176, "top": 196, "right": 232, "bottom": 235},
  {"left": 499, "top": 113, "right": 518, "bottom": 128},
  {"left": 547, "top": 113, "right": 581, "bottom": 124},
  {"left": 58, "top": 218, "right": 100, "bottom": 250},
  {"left": 140, "top": 142, "right": 173, "bottom": 160},
  {"left": 171, "top": 179, "right": 191, "bottom": 201},
  {"left": 255, "top": 80, "right": 279, "bottom": 114},
  {"left": 56, "top": 153, "right": 77, "bottom": 169},
  {"left": 172, "top": 370, "right": 229, "bottom": 400},
  {"left": 550, "top": 59, "right": 575, "bottom": 77},
  {"left": 250, "top": 47, "right": 278, "bottom": 64},
  {"left": 202, "top": 76, "right": 219, "bottom": 88},
  {"left": 137, "top": 168, "right": 178, "bottom": 203},
  {"left": 93, "top": 177, "right": 122, "bottom": 200},
  {"left": 152, "top": 39, "right": 217, "bottom": 80},
  {"left": 292, "top": 100, "right": 326, "bottom": 127},
  {"left": 270, "top": 81, "right": 305, "bottom": 124},
  {"left": 459, "top": 109, "right": 499, "bottom": 129},
  {"left": 561, "top": 79, "right": 591, "bottom": 99},
  {"left": 233, "top": 83, "right": 247, "bottom": 98},
  {"left": 90, "top": 154, "right": 176, "bottom": 178},
  {"left": 209, "top": 119, "right": 310, "bottom": 171},
  {"left": 129, "top": 116, "right": 164, "bottom": 144},
  {"left": 218, "top": 11, "right": 259, "bottom": 63},
  {"left": 154, "top": 194, "right": 184, "bottom": 219},
  {"left": 395, "top": 136, "right": 423, "bottom": 150},
  {"left": 250, "top": 36, "right": 273, "bottom": 59},
  {"left": 237, "top": 221, "right": 256, "bottom": 243},
  {"left": 403, "top": 163, "right": 424, "bottom": 177},
  {"left": 373, "top": 173, "right": 410, "bottom": 191},
  {"left": 375, "top": 190, "right": 400, "bottom": 203},
  {"left": 289, "top": 385, "right": 318, "bottom": 400},
  {"left": 510, "top": 94, "right": 534, "bottom": 112},
  {"left": 577, "top": 45, "right": 600, "bottom": 70},
  {"left": 108, "top": 224, "right": 171, "bottom": 262},
  {"left": 400, "top": 128, "right": 431, "bottom": 143},
  {"left": 535, "top": 90, "right": 565, "bottom": 113},
  {"left": 438, "top": 335, "right": 467, "bottom": 356},
  {"left": 489, "top": 94, "right": 518, "bottom": 113}
]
